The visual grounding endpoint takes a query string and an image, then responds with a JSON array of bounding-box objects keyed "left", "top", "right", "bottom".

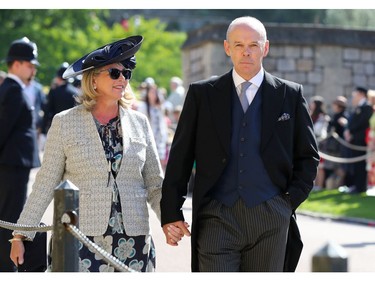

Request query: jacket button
[{"left": 222, "top": 158, "right": 226, "bottom": 163}]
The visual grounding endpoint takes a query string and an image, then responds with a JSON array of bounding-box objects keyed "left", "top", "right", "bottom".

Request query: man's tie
[{"left": 240, "top": 81, "right": 251, "bottom": 112}]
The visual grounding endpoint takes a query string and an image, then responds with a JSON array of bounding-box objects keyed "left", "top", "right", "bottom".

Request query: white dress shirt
[{"left": 233, "top": 67, "right": 264, "bottom": 106}]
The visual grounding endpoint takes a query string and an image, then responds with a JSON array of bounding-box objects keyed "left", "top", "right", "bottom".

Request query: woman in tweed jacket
[{"left": 10, "top": 36, "right": 169, "bottom": 272}]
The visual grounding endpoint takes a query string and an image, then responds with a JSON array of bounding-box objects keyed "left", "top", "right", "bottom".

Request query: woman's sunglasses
[{"left": 98, "top": 68, "right": 132, "bottom": 80}]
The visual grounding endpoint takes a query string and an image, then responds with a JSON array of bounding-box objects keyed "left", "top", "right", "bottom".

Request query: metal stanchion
[
  {"left": 52, "top": 180, "right": 79, "bottom": 272},
  {"left": 312, "top": 241, "right": 348, "bottom": 272}
]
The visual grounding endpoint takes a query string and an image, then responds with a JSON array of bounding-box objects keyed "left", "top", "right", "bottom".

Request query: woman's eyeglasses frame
[{"left": 98, "top": 68, "right": 132, "bottom": 80}]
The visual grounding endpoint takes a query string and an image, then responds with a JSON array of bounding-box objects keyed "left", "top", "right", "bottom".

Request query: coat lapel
[
  {"left": 260, "top": 72, "right": 286, "bottom": 151},
  {"left": 80, "top": 106, "right": 109, "bottom": 168},
  {"left": 208, "top": 71, "right": 233, "bottom": 156}
]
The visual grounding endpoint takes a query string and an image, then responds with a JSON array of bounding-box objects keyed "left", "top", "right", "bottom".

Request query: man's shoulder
[
  {"left": 265, "top": 71, "right": 301, "bottom": 89},
  {"left": 190, "top": 71, "right": 231, "bottom": 89},
  {"left": 0, "top": 78, "right": 23, "bottom": 101},
  {"left": 191, "top": 76, "right": 220, "bottom": 86},
  {"left": 0, "top": 77, "right": 21, "bottom": 90}
]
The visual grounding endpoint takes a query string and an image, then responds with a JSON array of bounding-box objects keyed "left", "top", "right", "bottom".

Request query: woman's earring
[{"left": 94, "top": 85, "right": 97, "bottom": 90}]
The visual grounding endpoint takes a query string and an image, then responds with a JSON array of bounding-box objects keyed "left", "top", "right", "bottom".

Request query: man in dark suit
[
  {"left": 0, "top": 37, "right": 41, "bottom": 271},
  {"left": 24, "top": 79, "right": 47, "bottom": 148},
  {"left": 43, "top": 62, "right": 78, "bottom": 133},
  {"left": 343, "top": 87, "right": 373, "bottom": 194},
  {"left": 160, "top": 16, "right": 319, "bottom": 272}
]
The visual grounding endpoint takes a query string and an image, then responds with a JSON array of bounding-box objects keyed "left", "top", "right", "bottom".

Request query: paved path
[{"left": 28, "top": 167, "right": 375, "bottom": 274}]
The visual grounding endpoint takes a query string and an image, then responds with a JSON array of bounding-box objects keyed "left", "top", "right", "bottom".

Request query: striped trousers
[{"left": 196, "top": 194, "right": 292, "bottom": 272}]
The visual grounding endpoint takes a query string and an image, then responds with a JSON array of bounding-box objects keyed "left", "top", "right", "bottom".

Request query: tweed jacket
[{"left": 16, "top": 104, "right": 163, "bottom": 239}]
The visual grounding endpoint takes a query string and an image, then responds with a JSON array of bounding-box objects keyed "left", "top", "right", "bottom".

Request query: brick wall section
[{"left": 182, "top": 23, "right": 375, "bottom": 111}]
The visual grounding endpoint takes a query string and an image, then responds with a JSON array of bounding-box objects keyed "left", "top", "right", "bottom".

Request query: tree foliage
[
  {"left": 0, "top": 10, "right": 186, "bottom": 92},
  {"left": 122, "top": 16, "right": 186, "bottom": 92},
  {"left": 323, "top": 10, "right": 375, "bottom": 29},
  {"left": 0, "top": 10, "right": 108, "bottom": 85}
]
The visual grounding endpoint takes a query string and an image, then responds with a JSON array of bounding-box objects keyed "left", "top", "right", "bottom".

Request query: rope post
[
  {"left": 312, "top": 241, "right": 348, "bottom": 272},
  {"left": 52, "top": 180, "right": 79, "bottom": 272}
]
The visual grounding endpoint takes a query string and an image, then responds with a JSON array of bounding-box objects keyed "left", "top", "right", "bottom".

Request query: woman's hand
[{"left": 10, "top": 236, "right": 26, "bottom": 267}]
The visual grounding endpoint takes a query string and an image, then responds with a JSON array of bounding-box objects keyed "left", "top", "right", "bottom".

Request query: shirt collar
[
  {"left": 7, "top": 73, "right": 26, "bottom": 89},
  {"left": 232, "top": 67, "right": 264, "bottom": 89},
  {"left": 358, "top": 98, "right": 367, "bottom": 107}
]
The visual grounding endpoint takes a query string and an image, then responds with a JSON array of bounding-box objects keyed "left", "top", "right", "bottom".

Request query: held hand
[
  {"left": 10, "top": 240, "right": 25, "bottom": 267},
  {"left": 162, "top": 221, "right": 191, "bottom": 246},
  {"left": 344, "top": 130, "right": 351, "bottom": 142}
]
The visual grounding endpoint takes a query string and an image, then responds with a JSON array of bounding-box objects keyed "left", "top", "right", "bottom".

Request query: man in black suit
[
  {"left": 43, "top": 62, "right": 78, "bottom": 133},
  {"left": 0, "top": 37, "right": 41, "bottom": 271},
  {"left": 161, "top": 16, "right": 319, "bottom": 272},
  {"left": 343, "top": 87, "right": 373, "bottom": 194}
]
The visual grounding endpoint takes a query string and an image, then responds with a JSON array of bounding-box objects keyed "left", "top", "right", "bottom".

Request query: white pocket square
[{"left": 277, "top": 113, "right": 290, "bottom": 121}]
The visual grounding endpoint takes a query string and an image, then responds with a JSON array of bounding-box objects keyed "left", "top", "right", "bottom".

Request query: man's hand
[{"left": 162, "top": 221, "right": 191, "bottom": 246}]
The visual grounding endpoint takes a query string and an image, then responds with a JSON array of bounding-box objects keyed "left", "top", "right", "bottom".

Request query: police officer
[{"left": 0, "top": 37, "right": 41, "bottom": 271}]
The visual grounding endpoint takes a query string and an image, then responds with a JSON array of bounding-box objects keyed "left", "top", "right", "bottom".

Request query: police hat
[
  {"left": 5, "top": 37, "right": 39, "bottom": 66},
  {"left": 355, "top": 86, "right": 368, "bottom": 96},
  {"left": 63, "top": 35, "right": 143, "bottom": 79}
]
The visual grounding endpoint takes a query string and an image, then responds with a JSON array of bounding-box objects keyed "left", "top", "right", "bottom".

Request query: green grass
[{"left": 298, "top": 190, "right": 375, "bottom": 221}]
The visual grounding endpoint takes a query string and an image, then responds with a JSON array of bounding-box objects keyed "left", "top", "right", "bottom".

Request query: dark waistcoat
[{"left": 211, "top": 85, "right": 280, "bottom": 207}]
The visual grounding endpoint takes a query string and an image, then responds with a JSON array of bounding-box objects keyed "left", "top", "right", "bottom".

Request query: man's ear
[
  {"left": 263, "top": 40, "right": 270, "bottom": 57},
  {"left": 224, "top": 40, "right": 231, "bottom": 57}
]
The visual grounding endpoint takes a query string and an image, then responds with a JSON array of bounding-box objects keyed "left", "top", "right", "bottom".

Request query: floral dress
[{"left": 77, "top": 115, "right": 156, "bottom": 272}]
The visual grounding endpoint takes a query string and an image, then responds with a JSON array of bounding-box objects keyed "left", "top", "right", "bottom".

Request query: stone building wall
[{"left": 182, "top": 23, "right": 375, "bottom": 111}]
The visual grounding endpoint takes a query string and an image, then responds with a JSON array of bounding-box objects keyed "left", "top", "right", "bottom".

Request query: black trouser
[
  {"left": 196, "top": 195, "right": 291, "bottom": 272},
  {"left": 344, "top": 149, "right": 367, "bottom": 192},
  {"left": 0, "top": 165, "right": 30, "bottom": 272}
]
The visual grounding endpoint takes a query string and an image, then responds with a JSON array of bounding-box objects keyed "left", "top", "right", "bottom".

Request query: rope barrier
[
  {"left": 318, "top": 151, "right": 368, "bottom": 164},
  {"left": 64, "top": 223, "right": 136, "bottom": 272},
  {"left": 330, "top": 132, "right": 368, "bottom": 152},
  {"left": 316, "top": 131, "right": 372, "bottom": 164},
  {"left": 0, "top": 220, "right": 52, "bottom": 232},
  {"left": 317, "top": 131, "right": 368, "bottom": 152},
  {"left": 0, "top": 218, "right": 137, "bottom": 272}
]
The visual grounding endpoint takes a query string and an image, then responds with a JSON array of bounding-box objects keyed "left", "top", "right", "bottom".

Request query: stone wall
[{"left": 181, "top": 23, "right": 375, "bottom": 111}]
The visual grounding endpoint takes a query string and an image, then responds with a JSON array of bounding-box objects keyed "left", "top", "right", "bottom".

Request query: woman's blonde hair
[{"left": 77, "top": 67, "right": 135, "bottom": 111}]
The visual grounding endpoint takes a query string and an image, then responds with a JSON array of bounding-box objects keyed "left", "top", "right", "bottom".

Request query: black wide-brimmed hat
[
  {"left": 5, "top": 37, "right": 39, "bottom": 66},
  {"left": 63, "top": 35, "right": 143, "bottom": 79}
]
